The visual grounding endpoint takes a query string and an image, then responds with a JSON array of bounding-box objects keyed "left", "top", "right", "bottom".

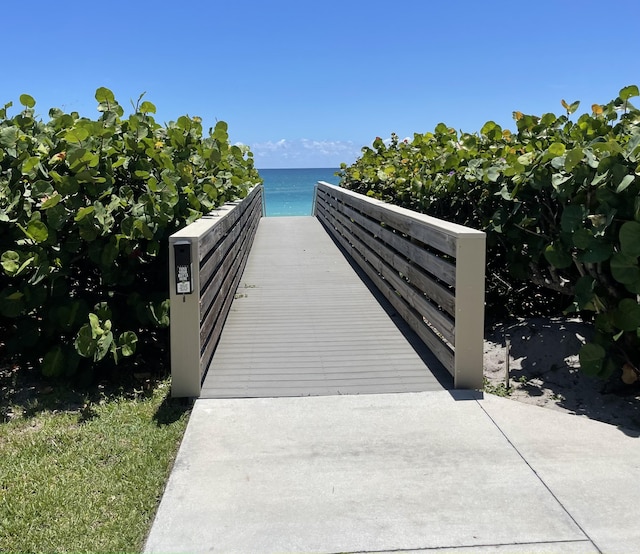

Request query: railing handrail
[
  {"left": 169, "top": 185, "right": 263, "bottom": 397},
  {"left": 314, "top": 181, "right": 486, "bottom": 389}
]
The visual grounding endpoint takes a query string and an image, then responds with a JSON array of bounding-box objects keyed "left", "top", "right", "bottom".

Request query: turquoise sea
[{"left": 259, "top": 168, "right": 340, "bottom": 216}]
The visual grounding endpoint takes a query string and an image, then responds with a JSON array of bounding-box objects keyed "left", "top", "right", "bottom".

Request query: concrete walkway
[{"left": 144, "top": 391, "right": 640, "bottom": 553}]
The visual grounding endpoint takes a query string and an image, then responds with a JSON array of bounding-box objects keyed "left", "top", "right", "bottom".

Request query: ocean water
[{"left": 259, "top": 168, "right": 340, "bottom": 216}]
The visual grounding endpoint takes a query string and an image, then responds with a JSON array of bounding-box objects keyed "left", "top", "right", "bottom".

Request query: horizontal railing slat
[
  {"left": 197, "top": 186, "right": 262, "bottom": 262},
  {"left": 334, "top": 195, "right": 457, "bottom": 287},
  {"left": 318, "top": 201, "right": 457, "bottom": 346},
  {"left": 317, "top": 203, "right": 456, "bottom": 371},
  {"left": 316, "top": 185, "right": 461, "bottom": 257},
  {"left": 315, "top": 181, "right": 485, "bottom": 389},
  {"left": 199, "top": 192, "right": 261, "bottom": 309},
  {"left": 169, "top": 185, "right": 263, "bottom": 397},
  {"left": 199, "top": 205, "right": 260, "bottom": 374}
]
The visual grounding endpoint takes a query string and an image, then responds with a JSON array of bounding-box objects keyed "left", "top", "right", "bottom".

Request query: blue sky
[{"left": 3, "top": 1, "right": 639, "bottom": 168}]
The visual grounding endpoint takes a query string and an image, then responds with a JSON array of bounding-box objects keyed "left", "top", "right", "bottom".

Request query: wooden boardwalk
[{"left": 201, "top": 216, "right": 451, "bottom": 398}]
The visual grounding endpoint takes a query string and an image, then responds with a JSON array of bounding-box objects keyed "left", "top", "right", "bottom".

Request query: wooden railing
[
  {"left": 314, "top": 182, "right": 485, "bottom": 389},
  {"left": 169, "top": 185, "right": 263, "bottom": 397}
]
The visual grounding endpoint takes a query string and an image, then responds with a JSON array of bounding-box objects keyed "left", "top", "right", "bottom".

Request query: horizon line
[{"left": 256, "top": 166, "right": 341, "bottom": 171}]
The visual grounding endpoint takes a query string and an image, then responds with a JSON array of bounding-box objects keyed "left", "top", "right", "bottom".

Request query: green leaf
[
  {"left": 139, "top": 101, "right": 156, "bottom": 114},
  {"left": 19, "top": 94, "right": 36, "bottom": 108},
  {"left": 544, "top": 242, "right": 573, "bottom": 269},
  {"left": 46, "top": 204, "right": 68, "bottom": 230},
  {"left": 625, "top": 134, "right": 640, "bottom": 161},
  {"left": 21, "top": 156, "right": 40, "bottom": 175},
  {"left": 101, "top": 243, "right": 119, "bottom": 266},
  {"left": 64, "top": 128, "right": 90, "bottom": 143},
  {"left": 551, "top": 173, "right": 571, "bottom": 191},
  {"left": 486, "top": 166, "right": 500, "bottom": 182},
  {"left": 612, "top": 298, "right": 640, "bottom": 331},
  {"left": 78, "top": 222, "right": 98, "bottom": 242},
  {"left": 95, "top": 331, "right": 114, "bottom": 361},
  {"left": 2, "top": 251, "right": 34, "bottom": 277},
  {"left": 562, "top": 99, "right": 580, "bottom": 114},
  {"left": 118, "top": 331, "right": 138, "bottom": 357},
  {"left": 177, "top": 115, "right": 192, "bottom": 131},
  {"left": 212, "top": 120, "right": 229, "bottom": 142},
  {"left": 620, "top": 221, "right": 640, "bottom": 257},
  {"left": 25, "top": 220, "right": 49, "bottom": 243},
  {"left": 0, "top": 100, "right": 12, "bottom": 118},
  {"left": 0, "top": 127, "right": 18, "bottom": 148},
  {"left": 517, "top": 153, "right": 534, "bottom": 166},
  {"left": 54, "top": 301, "right": 88, "bottom": 331},
  {"left": 76, "top": 315, "right": 113, "bottom": 361},
  {"left": 610, "top": 252, "right": 640, "bottom": 285},
  {"left": 616, "top": 174, "right": 635, "bottom": 193},
  {"left": 95, "top": 87, "right": 115, "bottom": 103},
  {"left": 89, "top": 313, "right": 103, "bottom": 337},
  {"left": 148, "top": 300, "right": 170, "bottom": 327},
  {"left": 75, "top": 206, "right": 95, "bottom": 222},
  {"left": 578, "top": 241, "right": 613, "bottom": 264},
  {"left": 41, "top": 193, "right": 62, "bottom": 210},
  {"left": 574, "top": 275, "right": 596, "bottom": 310},
  {"left": 32, "top": 180, "right": 54, "bottom": 197},
  {"left": 481, "top": 121, "right": 502, "bottom": 140},
  {"left": 42, "top": 346, "right": 65, "bottom": 377},
  {"left": 548, "top": 143, "right": 566, "bottom": 157},
  {"left": 579, "top": 343, "right": 606, "bottom": 376},
  {"left": 572, "top": 228, "right": 592, "bottom": 249},
  {"left": 595, "top": 313, "right": 615, "bottom": 334},
  {"left": 620, "top": 85, "right": 639, "bottom": 101},
  {"left": 565, "top": 148, "right": 584, "bottom": 172},
  {"left": 1, "top": 251, "right": 20, "bottom": 275},
  {"left": 561, "top": 205, "right": 585, "bottom": 232},
  {"left": 74, "top": 324, "right": 95, "bottom": 358}
]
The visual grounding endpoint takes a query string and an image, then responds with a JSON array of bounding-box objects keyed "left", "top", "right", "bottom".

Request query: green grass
[
  {"left": 0, "top": 378, "right": 190, "bottom": 553},
  {"left": 483, "top": 377, "right": 512, "bottom": 397}
]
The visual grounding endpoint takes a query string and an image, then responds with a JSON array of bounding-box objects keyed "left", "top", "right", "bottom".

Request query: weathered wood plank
[
  {"left": 318, "top": 199, "right": 456, "bottom": 318},
  {"left": 326, "top": 207, "right": 457, "bottom": 346},
  {"left": 197, "top": 185, "right": 262, "bottom": 261},
  {"left": 200, "top": 217, "right": 449, "bottom": 398},
  {"left": 169, "top": 185, "right": 263, "bottom": 397},
  {"left": 321, "top": 194, "right": 457, "bottom": 287},
  {"left": 199, "top": 198, "right": 261, "bottom": 313},
  {"left": 317, "top": 184, "right": 460, "bottom": 256},
  {"left": 318, "top": 213, "right": 456, "bottom": 373},
  {"left": 199, "top": 206, "right": 260, "bottom": 372},
  {"left": 316, "top": 181, "right": 484, "bottom": 387}
]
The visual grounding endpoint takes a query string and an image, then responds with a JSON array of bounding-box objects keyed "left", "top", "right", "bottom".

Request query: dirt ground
[{"left": 483, "top": 317, "right": 640, "bottom": 433}]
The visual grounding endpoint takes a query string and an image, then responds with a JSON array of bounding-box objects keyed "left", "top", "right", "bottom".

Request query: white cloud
[{"left": 247, "top": 138, "right": 363, "bottom": 169}]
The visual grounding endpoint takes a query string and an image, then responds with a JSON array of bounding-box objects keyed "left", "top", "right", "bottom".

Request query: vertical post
[
  {"left": 453, "top": 233, "right": 486, "bottom": 389},
  {"left": 169, "top": 234, "right": 202, "bottom": 398},
  {"left": 505, "top": 336, "right": 511, "bottom": 390}
]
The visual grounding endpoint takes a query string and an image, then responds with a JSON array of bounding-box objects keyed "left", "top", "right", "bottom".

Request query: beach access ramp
[{"left": 168, "top": 182, "right": 486, "bottom": 398}]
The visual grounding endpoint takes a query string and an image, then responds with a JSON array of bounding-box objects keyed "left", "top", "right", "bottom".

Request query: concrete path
[{"left": 144, "top": 391, "right": 640, "bottom": 553}]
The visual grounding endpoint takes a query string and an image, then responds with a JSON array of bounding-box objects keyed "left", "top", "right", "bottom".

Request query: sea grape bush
[
  {"left": 339, "top": 86, "right": 640, "bottom": 384},
  {"left": 0, "top": 88, "right": 262, "bottom": 377}
]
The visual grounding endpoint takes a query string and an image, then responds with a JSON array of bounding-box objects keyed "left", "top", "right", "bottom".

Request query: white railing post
[
  {"left": 454, "top": 234, "right": 486, "bottom": 389},
  {"left": 169, "top": 220, "right": 206, "bottom": 398}
]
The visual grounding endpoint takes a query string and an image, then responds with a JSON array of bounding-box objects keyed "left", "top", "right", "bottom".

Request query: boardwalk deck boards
[{"left": 200, "top": 216, "right": 450, "bottom": 398}]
